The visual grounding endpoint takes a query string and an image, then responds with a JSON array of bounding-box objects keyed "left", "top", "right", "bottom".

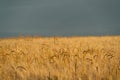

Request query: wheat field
[{"left": 0, "top": 36, "right": 120, "bottom": 80}]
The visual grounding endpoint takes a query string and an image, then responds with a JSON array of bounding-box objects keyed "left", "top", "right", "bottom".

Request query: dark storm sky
[{"left": 0, "top": 0, "right": 120, "bottom": 37}]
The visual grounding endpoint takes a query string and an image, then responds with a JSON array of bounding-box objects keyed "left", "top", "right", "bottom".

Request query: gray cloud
[{"left": 0, "top": 0, "right": 120, "bottom": 37}]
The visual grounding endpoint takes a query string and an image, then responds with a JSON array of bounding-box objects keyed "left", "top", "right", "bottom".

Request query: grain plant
[{"left": 0, "top": 36, "right": 120, "bottom": 80}]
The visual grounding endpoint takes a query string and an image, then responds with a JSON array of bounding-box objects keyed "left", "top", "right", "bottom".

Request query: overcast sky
[{"left": 0, "top": 0, "right": 120, "bottom": 37}]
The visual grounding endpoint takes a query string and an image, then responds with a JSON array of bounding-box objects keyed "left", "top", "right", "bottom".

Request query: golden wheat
[{"left": 0, "top": 36, "right": 120, "bottom": 80}]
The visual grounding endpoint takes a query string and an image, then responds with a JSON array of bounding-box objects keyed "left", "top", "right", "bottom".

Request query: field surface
[{"left": 0, "top": 36, "right": 120, "bottom": 80}]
